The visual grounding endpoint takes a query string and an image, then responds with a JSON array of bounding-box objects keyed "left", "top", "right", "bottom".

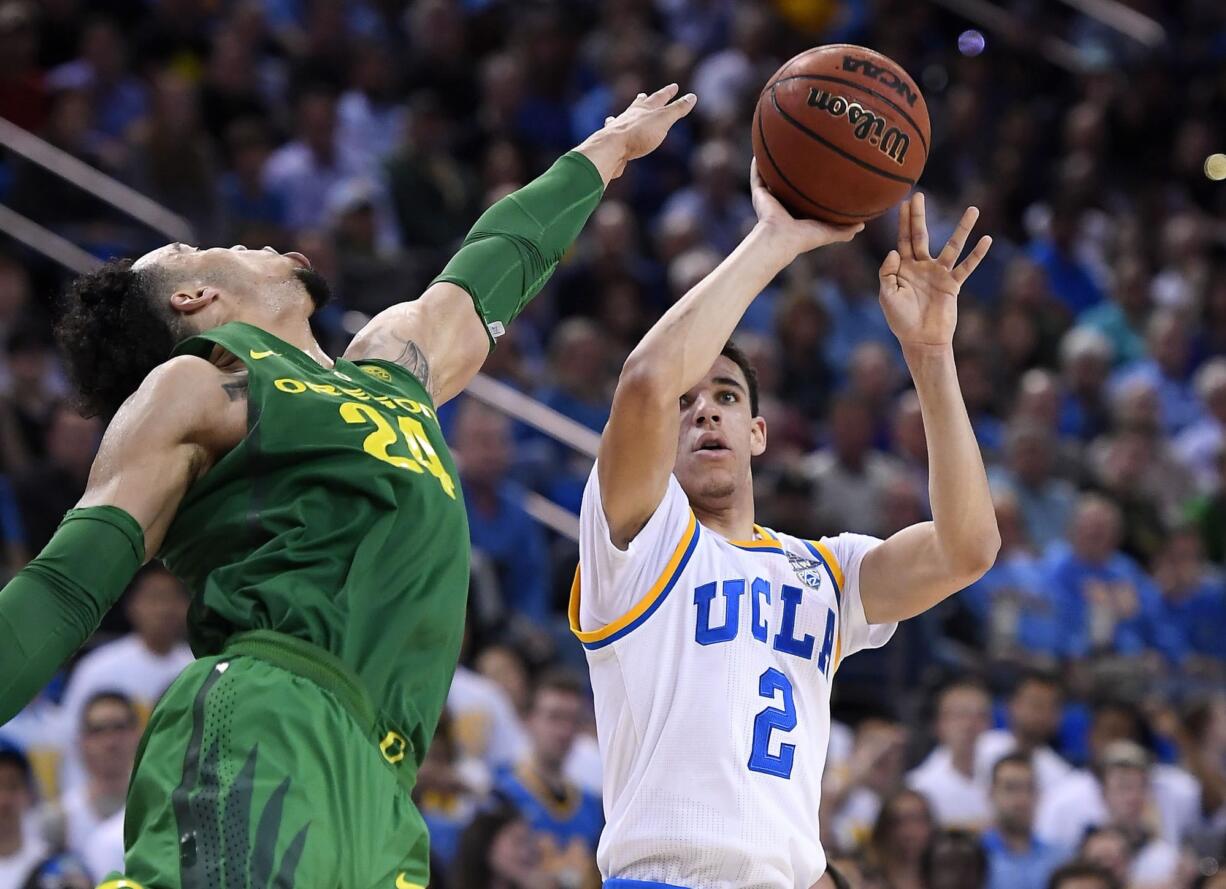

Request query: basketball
[{"left": 752, "top": 45, "right": 930, "bottom": 225}]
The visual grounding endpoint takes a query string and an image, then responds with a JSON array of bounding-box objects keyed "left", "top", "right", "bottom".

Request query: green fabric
[
  {"left": 160, "top": 321, "right": 469, "bottom": 783},
  {"left": 117, "top": 645, "right": 430, "bottom": 889},
  {"left": 0, "top": 505, "right": 144, "bottom": 724},
  {"left": 433, "top": 149, "right": 605, "bottom": 347}
]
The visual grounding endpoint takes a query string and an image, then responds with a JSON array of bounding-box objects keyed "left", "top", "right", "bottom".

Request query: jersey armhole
[
  {"left": 569, "top": 511, "right": 700, "bottom": 650},
  {"left": 804, "top": 538, "right": 846, "bottom": 670}
]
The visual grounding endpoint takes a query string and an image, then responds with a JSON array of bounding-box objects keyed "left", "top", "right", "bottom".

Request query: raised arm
[
  {"left": 344, "top": 85, "right": 697, "bottom": 406},
  {"left": 858, "top": 194, "right": 1000, "bottom": 622},
  {"left": 0, "top": 357, "right": 229, "bottom": 722},
  {"left": 599, "top": 163, "right": 861, "bottom": 547}
]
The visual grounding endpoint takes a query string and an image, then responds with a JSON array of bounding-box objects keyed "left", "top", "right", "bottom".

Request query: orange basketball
[{"left": 751, "top": 45, "right": 930, "bottom": 225}]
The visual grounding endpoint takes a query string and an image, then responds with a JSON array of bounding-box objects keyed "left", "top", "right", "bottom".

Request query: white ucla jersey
[{"left": 572, "top": 467, "right": 897, "bottom": 889}]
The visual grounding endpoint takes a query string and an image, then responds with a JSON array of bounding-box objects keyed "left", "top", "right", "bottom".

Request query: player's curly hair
[{"left": 54, "top": 258, "right": 188, "bottom": 419}]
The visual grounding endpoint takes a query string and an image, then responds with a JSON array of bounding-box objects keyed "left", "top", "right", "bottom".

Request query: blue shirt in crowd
[
  {"left": 1163, "top": 578, "right": 1226, "bottom": 662},
  {"left": 1027, "top": 240, "right": 1105, "bottom": 314},
  {"left": 1109, "top": 360, "right": 1203, "bottom": 435},
  {"left": 982, "top": 829, "right": 1066, "bottom": 889},
  {"left": 1040, "top": 542, "right": 1183, "bottom": 660},
  {"left": 465, "top": 482, "right": 551, "bottom": 623},
  {"left": 495, "top": 764, "right": 604, "bottom": 855}
]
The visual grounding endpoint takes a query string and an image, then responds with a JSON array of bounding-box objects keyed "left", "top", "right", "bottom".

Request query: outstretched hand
[
  {"left": 749, "top": 159, "right": 862, "bottom": 257},
  {"left": 878, "top": 193, "right": 992, "bottom": 350},
  {"left": 599, "top": 84, "right": 697, "bottom": 179}
]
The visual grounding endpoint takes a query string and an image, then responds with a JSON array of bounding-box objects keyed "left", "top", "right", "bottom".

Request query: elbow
[
  {"left": 617, "top": 354, "right": 676, "bottom": 407},
  {"left": 949, "top": 526, "right": 1001, "bottom": 582}
]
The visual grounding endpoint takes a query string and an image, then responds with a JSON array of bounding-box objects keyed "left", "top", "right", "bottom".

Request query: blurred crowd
[{"left": 0, "top": 0, "right": 1224, "bottom": 887}]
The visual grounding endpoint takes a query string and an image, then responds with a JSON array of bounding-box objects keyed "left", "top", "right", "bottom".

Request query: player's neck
[
  {"left": 229, "top": 310, "right": 333, "bottom": 368},
  {"left": 692, "top": 498, "right": 756, "bottom": 543}
]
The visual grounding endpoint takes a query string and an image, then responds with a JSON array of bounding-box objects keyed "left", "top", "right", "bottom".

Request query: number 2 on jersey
[
  {"left": 340, "top": 402, "right": 457, "bottom": 499},
  {"left": 747, "top": 667, "right": 797, "bottom": 779}
]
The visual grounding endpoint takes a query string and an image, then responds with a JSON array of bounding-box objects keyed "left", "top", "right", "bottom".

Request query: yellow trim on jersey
[
  {"left": 569, "top": 510, "right": 698, "bottom": 644},
  {"left": 513, "top": 761, "right": 582, "bottom": 820},
  {"left": 807, "top": 539, "right": 845, "bottom": 591}
]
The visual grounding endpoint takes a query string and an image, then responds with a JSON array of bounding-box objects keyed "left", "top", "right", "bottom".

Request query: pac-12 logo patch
[
  {"left": 361, "top": 365, "right": 393, "bottom": 382},
  {"left": 786, "top": 551, "right": 823, "bottom": 591}
]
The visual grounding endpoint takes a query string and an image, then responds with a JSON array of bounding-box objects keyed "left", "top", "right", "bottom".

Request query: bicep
[
  {"left": 858, "top": 522, "right": 965, "bottom": 623},
  {"left": 75, "top": 363, "right": 215, "bottom": 559},
  {"left": 597, "top": 371, "right": 681, "bottom": 548},
  {"left": 343, "top": 282, "right": 490, "bottom": 406}
]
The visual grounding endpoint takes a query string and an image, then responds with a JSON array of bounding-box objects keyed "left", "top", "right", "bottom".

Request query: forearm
[
  {"left": 624, "top": 224, "right": 793, "bottom": 393},
  {"left": 0, "top": 507, "right": 143, "bottom": 724},
  {"left": 905, "top": 344, "right": 1000, "bottom": 570}
]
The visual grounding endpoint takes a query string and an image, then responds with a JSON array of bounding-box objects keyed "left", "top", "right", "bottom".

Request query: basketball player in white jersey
[{"left": 570, "top": 163, "right": 999, "bottom": 889}]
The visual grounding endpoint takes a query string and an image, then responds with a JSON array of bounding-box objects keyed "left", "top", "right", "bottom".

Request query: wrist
[
  {"left": 748, "top": 221, "right": 804, "bottom": 266},
  {"left": 574, "top": 128, "right": 627, "bottom": 187},
  {"left": 901, "top": 341, "right": 955, "bottom": 368}
]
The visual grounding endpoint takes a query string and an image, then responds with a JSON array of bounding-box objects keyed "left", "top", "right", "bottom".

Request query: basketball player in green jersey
[{"left": 0, "top": 86, "right": 696, "bottom": 889}]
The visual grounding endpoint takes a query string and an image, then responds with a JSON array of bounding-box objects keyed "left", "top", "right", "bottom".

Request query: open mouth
[{"left": 695, "top": 434, "right": 730, "bottom": 454}]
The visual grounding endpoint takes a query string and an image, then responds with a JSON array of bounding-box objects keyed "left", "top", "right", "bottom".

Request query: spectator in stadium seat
[
  {"left": 50, "top": 692, "right": 139, "bottom": 860},
  {"left": 908, "top": 679, "right": 993, "bottom": 830},
  {"left": 982, "top": 753, "right": 1066, "bottom": 889},
  {"left": 976, "top": 672, "right": 1072, "bottom": 797},
  {"left": 867, "top": 789, "right": 934, "bottom": 889},
  {"left": 1150, "top": 528, "right": 1226, "bottom": 670},
  {"left": 1078, "top": 827, "right": 1133, "bottom": 889},
  {"left": 45, "top": 18, "right": 147, "bottom": 149},
  {"left": 415, "top": 710, "right": 485, "bottom": 872},
  {"left": 806, "top": 395, "right": 901, "bottom": 537},
  {"left": 0, "top": 743, "right": 44, "bottom": 889},
  {"left": 1078, "top": 257, "right": 1151, "bottom": 369},
  {"left": 1174, "top": 695, "right": 1226, "bottom": 852},
  {"left": 658, "top": 139, "right": 754, "bottom": 256},
  {"left": 450, "top": 800, "right": 559, "bottom": 889},
  {"left": 217, "top": 118, "right": 289, "bottom": 248},
  {"left": 1058, "top": 327, "right": 1114, "bottom": 444},
  {"left": 494, "top": 671, "right": 601, "bottom": 884},
  {"left": 1027, "top": 201, "right": 1106, "bottom": 315},
  {"left": 1045, "top": 861, "right": 1121, "bottom": 889},
  {"left": 1098, "top": 747, "right": 1181, "bottom": 888},
  {"left": 822, "top": 718, "right": 909, "bottom": 855},
  {"left": 262, "top": 83, "right": 366, "bottom": 233},
  {"left": 0, "top": 320, "right": 64, "bottom": 477},
  {"left": 1038, "top": 494, "right": 1179, "bottom": 660},
  {"left": 13, "top": 404, "right": 100, "bottom": 555},
  {"left": 56, "top": 566, "right": 191, "bottom": 773},
  {"left": 988, "top": 422, "right": 1077, "bottom": 551},
  {"left": 923, "top": 828, "right": 989, "bottom": 889},
  {"left": 453, "top": 399, "right": 551, "bottom": 625},
  {"left": 1037, "top": 725, "right": 1200, "bottom": 853},
  {"left": 1110, "top": 309, "right": 1202, "bottom": 436},
  {"left": 1175, "top": 359, "right": 1226, "bottom": 494}
]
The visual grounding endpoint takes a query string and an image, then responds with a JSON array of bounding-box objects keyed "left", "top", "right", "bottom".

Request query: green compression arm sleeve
[
  {"left": 0, "top": 506, "right": 145, "bottom": 724},
  {"left": 432, "top": 150, "right": 605, "bottom": 348}
]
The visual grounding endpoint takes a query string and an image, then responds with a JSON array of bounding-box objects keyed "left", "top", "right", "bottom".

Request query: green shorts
[{"left": 98, "top": 630, "right": 429, "bottom": 889}]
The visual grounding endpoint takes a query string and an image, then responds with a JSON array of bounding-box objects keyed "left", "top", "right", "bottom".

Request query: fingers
[
  {"left": 897, "top": 199, "right": 913, "bottom": 260},
  {"left": 878, "top": 249, "right": 900, "bottom": 295},
  {"left": 952, "top": 235, "right": 993, "bottom": 284},
  {"left": 643, "top": 83, "right": 680, "bottom": 108},
  {"left": 663, "top": 91, "right": 697, "bottom": 120},
  {"left": 937, "top": 206, "right": 980, "bottom": 269},
  {"left": 910, "top": 192, "right": 930, "bottom": 259}
]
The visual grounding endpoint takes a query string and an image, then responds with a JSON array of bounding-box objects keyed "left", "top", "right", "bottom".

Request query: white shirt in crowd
[
  {"left": 0, "top": 833, "right": 46, "bottom": 889},
  {"left": 975, "top": 729, "right": 1073, "bottom": 796},
  {"left": 81, "top": 808, "right": 125, "bottom": 884},
  {"left": 55, "top": 635, "right": 193, "bottom": 793},
  {"left": 1130, "top": 837, "right": 1181, "bottom": 887},
  {"left": 446, "top": 665, "right": 528, "bottom": 771},
  {"left": 1035, "top": 765, "right": 1202, "bottom": 850},
  {"left": 907, "top": 746, "right": 992, "bottom": 830}
]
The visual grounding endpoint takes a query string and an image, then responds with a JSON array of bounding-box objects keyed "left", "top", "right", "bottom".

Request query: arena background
[{"left": 0, "top": 0, "right": 1224, "bottom": 887}]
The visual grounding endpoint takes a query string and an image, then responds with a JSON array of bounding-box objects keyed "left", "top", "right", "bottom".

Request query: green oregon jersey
[{"left": 159, "top": 321, "right": 469, "bottom": 774}]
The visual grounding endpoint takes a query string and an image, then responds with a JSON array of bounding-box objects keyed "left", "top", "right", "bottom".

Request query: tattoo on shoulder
[
  {"left": 390, "top": 336, "right": 432, "bottom": 395},
  {"left": 221, "top": 374, "right": 248, "bottom": 402}
]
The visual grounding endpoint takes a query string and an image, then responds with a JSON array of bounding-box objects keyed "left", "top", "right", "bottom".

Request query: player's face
[
  {"left": 673, "top": 356, "right": 765, "bottom": 507},
  {"left": 133, "top": 243, "right": 331, "bottom": 320}
]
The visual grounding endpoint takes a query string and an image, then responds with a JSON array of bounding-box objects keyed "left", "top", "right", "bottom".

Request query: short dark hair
[
  {"left": 81, "top": 689, "right": 138, "bottom": 730},
  {"left": 531, "top": 668, "right": 587, "bottom": 708},
  {"left": 452, "top": 800, "right": 524, "bottom": 889},
  {"left": 1047, "top": 861, "right": 1121, "bottom": 889},
  {"left": 991, "top": 750, "right": 1034, "bottom": 784},
  {"left": 921, "top": 828, "right": 987, "bottom": 885},
  {"left": 55, "top": 258, "right": 186, "bottom": 418},
  {"left": 720, "top": 339, "right": 759, "bottom": 416},
  {"left": 1013, "top": 667, "right": 1063, "bottom": 698},
  {"left": 0, "top": 742, "right": 31, "bottom": 785}
]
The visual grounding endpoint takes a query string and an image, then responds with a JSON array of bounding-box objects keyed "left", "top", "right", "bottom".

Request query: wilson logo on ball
[
  {"left": 841, "top": 55, "right": 919, "bottom": 107},
  {"left": 805, "top": 88, "right": 911, "bottom": 165}
]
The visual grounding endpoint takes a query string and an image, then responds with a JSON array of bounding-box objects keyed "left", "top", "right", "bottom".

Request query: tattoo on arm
[
  {"left": 389, "top": 335, "right": 432, "bottom": 396},
  {"left": 221, "top": 374, "right": 248, "bottom": 402}
]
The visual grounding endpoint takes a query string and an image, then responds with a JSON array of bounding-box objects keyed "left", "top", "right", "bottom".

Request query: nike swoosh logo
[
  {"left": 249, "top": 349, "right": 279, "bottom": 360},
  {"left": 395, "top": 874, "right": 424, "bottom": 889}
]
